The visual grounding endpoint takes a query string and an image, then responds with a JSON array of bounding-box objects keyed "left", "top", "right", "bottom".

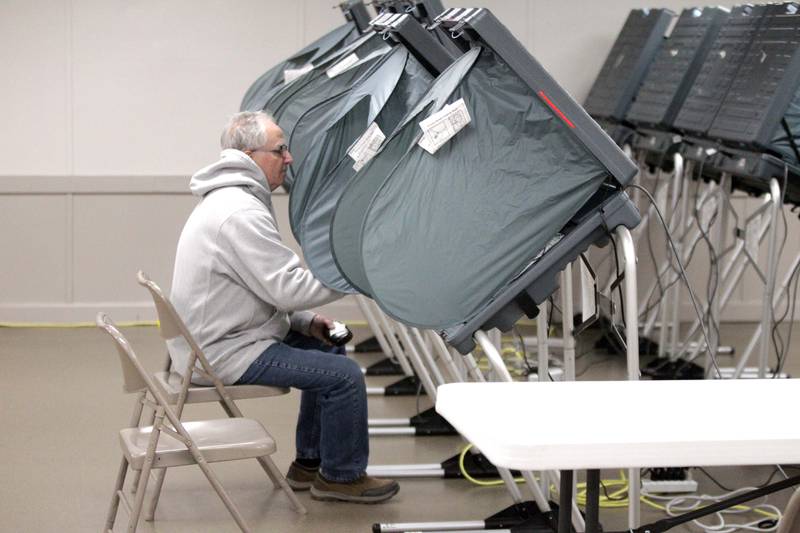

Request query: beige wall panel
[
  {"left": 529, "top": 1, "right": 728, "bottom": 101},
  {"left": 71, "top": 194, "right": 197, "bottom": 302},
  {"left": 71, "top": 0, "right": 303, "bottom": 176},
  {"left": 0, "top": 195, "right": 68, "bottom": 302},
  {"left": 0, "top": 0, "right": 70, "bottom": 175},
  {"left": 302, "top": 0, "right": 354, "bottom": 46}
]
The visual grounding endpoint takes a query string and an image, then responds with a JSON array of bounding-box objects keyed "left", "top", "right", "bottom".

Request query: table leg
[
  {"left": 559, "top": 470, "right": 573, "bottom": 533},
  {"left": 585, "top": 469, "right": 600, "bottom": 533}
]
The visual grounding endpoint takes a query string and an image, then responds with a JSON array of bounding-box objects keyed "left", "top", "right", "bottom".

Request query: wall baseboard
[{"left": 0, "top": 300, "right": 773, "bottom": 326}]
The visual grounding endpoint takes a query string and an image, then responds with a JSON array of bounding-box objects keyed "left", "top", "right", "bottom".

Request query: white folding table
[{"left": 436, "top": 379, "right": 800, "bottom": 533}]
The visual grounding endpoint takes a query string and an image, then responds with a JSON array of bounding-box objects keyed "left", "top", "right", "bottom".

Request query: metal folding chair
[
  {"left": 135, "top": 270, "right": 305, "bottom": 520},
  {"left": 97, "top": 313, "right": 292, "bottom": 533}
]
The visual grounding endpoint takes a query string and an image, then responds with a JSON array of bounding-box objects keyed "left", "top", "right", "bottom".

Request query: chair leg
[
  {"left": 256, "top": 454, "right": 282, "bottom": 488},
  {"left": 144, "top": 467, "right": 168, "bottom": 521},
  {"left": 192, "top": 455, "right": 253, "bottom": 533},
  {"left": 131, "top": 395, "right": 154, "bottom": 495},
  {"left": 128, "top": 408, "right": 165, "bottom": 532},
  {"left": 257, "top": 456, "right": 307, "bottom": 515},
  {"left": 104, "top": 456, "right": 130, "bottom": 531},
  {"left": 128, "top": 459, "right": 155, "bottom": 532}
]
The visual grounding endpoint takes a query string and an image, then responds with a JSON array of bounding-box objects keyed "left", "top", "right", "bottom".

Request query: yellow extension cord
[
  {"left": 457, "top": 444, "right": 779, "bottom": 519},
  {"left": 0, "top": 321, "right": 158, "bottom": 328}
]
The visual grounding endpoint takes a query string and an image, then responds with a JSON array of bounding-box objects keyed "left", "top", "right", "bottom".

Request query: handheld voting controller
[{"left": 326, "top": 321, "right": 353, "bottom": 346}]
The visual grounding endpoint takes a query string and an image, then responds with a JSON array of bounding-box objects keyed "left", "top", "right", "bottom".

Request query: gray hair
[{"left": 220, "top": 111, "right": 274, "bottom": 151}]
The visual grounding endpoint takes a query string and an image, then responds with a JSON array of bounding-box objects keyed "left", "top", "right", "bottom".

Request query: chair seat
[
  {"left": 154, "top": 370, "right": 289, "bottom": 404},
  {"left": 120, "top": 418, "right": 276, "bottom": 470}
]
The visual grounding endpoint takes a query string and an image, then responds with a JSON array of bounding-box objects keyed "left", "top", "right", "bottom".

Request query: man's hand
[{"left": 309, "top": 314, "right": 335, "bottom": 344}]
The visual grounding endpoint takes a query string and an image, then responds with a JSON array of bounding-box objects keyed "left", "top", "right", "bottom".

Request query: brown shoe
[
  {"left": 285, "top": 461, "right": 319, "bottom": 491},
  {"left": 310, "top": 473, "right": 399, "bottom": 504}
]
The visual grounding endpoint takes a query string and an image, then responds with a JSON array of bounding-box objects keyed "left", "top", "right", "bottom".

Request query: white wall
[{"left": 0, "top": 0, "right": 792, "bottom": 323}]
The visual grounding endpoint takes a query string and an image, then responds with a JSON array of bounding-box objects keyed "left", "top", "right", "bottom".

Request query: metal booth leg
[
  {"left": 758, "top": 178, "right": 782, "bottom": 378},
  {"left": 615, "top": 225, "right": 640, "bottom": 529}
]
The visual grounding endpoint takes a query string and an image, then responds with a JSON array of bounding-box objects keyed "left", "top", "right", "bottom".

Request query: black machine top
[
  {"left": 339, "top": 0, "right": 373, "bottom": 33},
  {"left": 583, "top": 8, "right": 674, "bottom": 122},
  {"left": 672, "top": 4, "right": 767, "bottom": 137},
  {"left": 373, "top": 0, "right": 465, "bottom": 57},
  {"left": 433, "top": 7, "right": 637, "bottom": 187},
  {"left": 374, "top": 0, "right": 445, "bottom": 25},
  {"left": 625, "top": 7, "right": 729, "bottom": 130},
  {"left": 707, "top": 2, "right": 800, "bottom": 155},
  {"left": 370, "top": 12, "right": 457, "bottom": 75}
]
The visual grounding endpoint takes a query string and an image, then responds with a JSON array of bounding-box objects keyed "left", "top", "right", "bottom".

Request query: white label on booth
[
  {"left": 418, "top": 98, "right": 471, "bottom": 154},
  {"left": 284, "top": 64, "right": 313, "bottom": 84},
  {"left": 326, "top": 54, "right": 359, "bottom": 78},
  {"left": 349, "top": 122, "right": 385, "bottom": 171}
]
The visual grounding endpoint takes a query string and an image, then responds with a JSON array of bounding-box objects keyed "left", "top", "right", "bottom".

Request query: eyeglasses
[{"left": 250, "top": 144, "right": 289, "bottom": 157}]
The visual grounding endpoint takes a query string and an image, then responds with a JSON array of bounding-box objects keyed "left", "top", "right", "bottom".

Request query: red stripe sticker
[{"left": 538, "top": 90, "right": 575, "bottom": 129}]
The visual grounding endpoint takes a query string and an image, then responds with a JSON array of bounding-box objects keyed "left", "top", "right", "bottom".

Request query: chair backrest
[
  {"left": 96, "top": 312, "right": 155, "bottom": 395},
  {"left": 136, "top": 270, "right": 186, "bottom": 342},
  {"left": 136, "top": 270, "right": 243, "bottom": 417},
  {"left": 136, "top": 270, "right": 215, "bottom": 374},
  {"left": 95, "top": 312, "right": 198, "bottom": 448}
]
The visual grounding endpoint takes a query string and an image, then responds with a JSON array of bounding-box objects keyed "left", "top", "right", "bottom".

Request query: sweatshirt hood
[{"left": 190, "top": 149, "right": 271, "bottom": 204}]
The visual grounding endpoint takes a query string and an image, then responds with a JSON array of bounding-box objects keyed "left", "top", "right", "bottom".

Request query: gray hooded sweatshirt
[{"left": 168, "top": 149, "right": 342, "bottom": 385}]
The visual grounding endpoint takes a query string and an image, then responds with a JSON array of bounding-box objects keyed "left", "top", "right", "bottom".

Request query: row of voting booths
[
  {"left": 585, "top": 3, "right": 800, "bottom": 383},
  {"left": 236, "top": 1, "right": 800, "bottom": 532}
]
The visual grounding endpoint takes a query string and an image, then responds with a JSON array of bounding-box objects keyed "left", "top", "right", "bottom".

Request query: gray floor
[{"left": 1, "top": 323, "right": 798, "bottom": 532}]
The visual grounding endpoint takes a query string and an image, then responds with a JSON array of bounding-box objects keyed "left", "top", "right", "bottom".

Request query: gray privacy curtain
[
  {"left": 286, "top": 46, "right": 429, "bottom": 193},
  {"left": 240, "top": 23, "right": 357, "bottom": 112},
  {"left": 330, "top": 48, "right": 482, "bottom": 296},
  {"left": 293, "top": 47, "right": 434, "bottom": 291},
  {"left": 332, "top": 46, "right": 609, "bottom": 330},
  {"left": 266, "top": 33, "right": 392, "bottom": 189}
]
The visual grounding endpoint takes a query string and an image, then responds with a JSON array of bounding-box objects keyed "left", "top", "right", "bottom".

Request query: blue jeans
[{"left": 236, "top": 331, "right": 368, "bottom": 482}]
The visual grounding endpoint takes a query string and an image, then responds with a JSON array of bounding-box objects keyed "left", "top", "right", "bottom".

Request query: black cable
[
  {"left": 639, "top": 220, "right": 708, "bottom": 320},
  {"left": 646, "top": 173, "right": 667, "bottom": 301},
  {"left": 607, "top": 229, "right": 627, "bottom": 329},
  {"left": 676, "top": 177, "right": 721, "bottom": 373},
  {"left": 513, "top": 326, "right": 535, "bottom": 375},
  {"left": 696, "top": 195, "right": 720, "bottom": 345},
  {"left": 628, "top": 183, "right": 723, "bottom": 378},
  {"left": 774, "top": 248, "right": 800, "bottom": 377},
  {"left": 770, "top": 202, "right": 790, "bottom": 371},
  {"left": 695, "top": 466, "right": 783, "bottom": 492},
  {"left": 603, "top": 229, "right": 629, "bottom": 352},
  {"left": 767, "top": 164, "right": 791, "bottom": 375}
]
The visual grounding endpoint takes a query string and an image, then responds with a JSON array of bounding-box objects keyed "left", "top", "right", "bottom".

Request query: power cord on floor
[
  {"left": 646, "top": 489, "right": 781, "bottom": 533},
  {"left": 457, "top": 445, "right": 783, "bottom": 532}
]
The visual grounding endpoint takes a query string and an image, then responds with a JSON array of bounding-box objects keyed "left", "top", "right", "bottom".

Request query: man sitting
[{"left": 168, "top": 110, "right": 399, "bottom": 504}]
